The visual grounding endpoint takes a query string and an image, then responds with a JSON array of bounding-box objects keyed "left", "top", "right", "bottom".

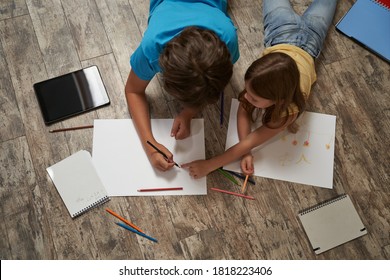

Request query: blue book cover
[{"left": 336, "top": 0, "right": 390, "bottom": 63}]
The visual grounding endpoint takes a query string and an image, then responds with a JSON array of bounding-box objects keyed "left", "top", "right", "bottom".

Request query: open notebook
[
  {"left": 298, "top": 194, "right": 367, "bottom": 254},
  {"left": 47, "top": 150, "right": 110, "bottom": 218},
  {"left": 336, "top": 0, "right": 390, "bottom": 63}
]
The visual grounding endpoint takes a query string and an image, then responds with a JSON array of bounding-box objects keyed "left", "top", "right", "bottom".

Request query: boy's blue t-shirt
[{"left": 130, "top": 0, "right": 240, "bottom": 81}]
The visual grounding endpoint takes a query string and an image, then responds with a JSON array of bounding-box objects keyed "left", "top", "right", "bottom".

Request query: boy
[{"left": 125, "top": 0, "right": 239, "bottom": 171}]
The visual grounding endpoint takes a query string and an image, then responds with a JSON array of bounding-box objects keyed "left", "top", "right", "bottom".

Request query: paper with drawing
[
  {"left": 92, "top": 119, "right": 206, "bottom": 196},
  {"left": 223, "top": 99, "right": 336, "bottom": 189}
]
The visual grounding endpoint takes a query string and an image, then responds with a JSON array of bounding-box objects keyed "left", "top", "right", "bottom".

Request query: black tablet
[{"left": 34, "top": 66, "right": 110, "bottom": 125}]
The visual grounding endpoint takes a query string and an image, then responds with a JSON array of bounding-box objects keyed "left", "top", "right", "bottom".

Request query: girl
[{"left": 182, "top": 0, "right": 338, "bottom": 178}]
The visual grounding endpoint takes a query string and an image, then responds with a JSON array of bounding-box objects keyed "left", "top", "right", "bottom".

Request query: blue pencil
[{"left": 115, "top": 222, "right": 158, "bottom": 243}]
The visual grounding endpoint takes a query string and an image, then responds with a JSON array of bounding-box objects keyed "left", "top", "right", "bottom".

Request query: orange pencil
[
  {"left": 105, "top": 208, "right": 144, "bottom": 233},
  {"left": 241, "top": 175, "right": 249, "bottom": 194}
]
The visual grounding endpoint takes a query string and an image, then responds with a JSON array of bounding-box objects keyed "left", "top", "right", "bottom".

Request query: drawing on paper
[{"left": 224, "top": 99, "right": 336, "bottom": 189}]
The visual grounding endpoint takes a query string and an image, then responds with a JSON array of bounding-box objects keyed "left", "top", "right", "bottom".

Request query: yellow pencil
[{"left": 241, "top": 175, "right": 249, "bottom": 194}]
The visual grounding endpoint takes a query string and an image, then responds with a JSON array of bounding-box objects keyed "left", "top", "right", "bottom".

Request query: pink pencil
[
  {"left": 210, "top": 188, "right": 255, "bottom": 200},
  {"left": 137, "top": 187, "right": 183, "bottom": 192}
]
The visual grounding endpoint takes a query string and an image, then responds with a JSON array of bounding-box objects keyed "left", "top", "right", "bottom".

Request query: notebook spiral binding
[
  {"left": 298, "top": 194, "right": 348, "bottom": 216},
  {"left": 372, "top": 0, "right": 390, "bottom": 11},
  {"left": 72, "top": 195, "right": 110, "bottom": 218}
]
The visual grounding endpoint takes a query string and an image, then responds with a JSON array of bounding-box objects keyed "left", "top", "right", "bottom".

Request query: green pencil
[{"left": 217, "top": 168, "right": 240, "bottom": 185}]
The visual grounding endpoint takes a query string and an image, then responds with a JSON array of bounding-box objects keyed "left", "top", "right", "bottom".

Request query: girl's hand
[
  {"left": 182, "top": 160, "right": 213, "bottom": 179},
  {"left": 240, "top": 153, "right": 254, "bottom": 175},
  {"left": 148, "top": 143, "right": 175, "bottom": 172}
]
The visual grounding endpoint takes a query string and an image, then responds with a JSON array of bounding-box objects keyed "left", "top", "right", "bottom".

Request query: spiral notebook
[
  {"left": 298, "top": 194, "right": 367, "bottom": 254},
  {"left": 336, "top": 0, "right": 390, "bottom": 63},
  {"left": 47, "top": 150, "right": 110, "bottom": 218}
]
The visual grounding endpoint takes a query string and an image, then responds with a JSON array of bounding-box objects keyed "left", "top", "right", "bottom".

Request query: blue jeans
[{"left": 263, "top": 0, "right": 338, "bottom": 58}]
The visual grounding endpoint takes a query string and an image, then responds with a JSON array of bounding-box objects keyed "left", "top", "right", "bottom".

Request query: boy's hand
[
  {"left": 240, "top": 154, "right": 254, "bottom": 175},
  {"left": 148, "top": 143, "right": 175, "bottom": 171},
  {"left": 171, "top": 107, "right": 199, "bottom": 140},
  {"left": 171, "top": 114, "right": 191, "bottom": 140},
  {"left": 182, "top": 160, "right": 213, "bottom": 179}
]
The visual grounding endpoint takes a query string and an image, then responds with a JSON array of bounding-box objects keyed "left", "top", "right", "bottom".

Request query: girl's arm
[
  {"left": 237, "top": 103, "right": 252, "bottom": 141},
  {"left": 237, "top": 103, "right": 254, "bottom": 174},
  {"left": 182, "top": 111, "right": 298, "bottom": 178}
]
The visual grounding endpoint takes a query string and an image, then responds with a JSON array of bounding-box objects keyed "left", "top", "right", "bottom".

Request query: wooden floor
[{"left": 0, "top": 0, "right": 389, "bottom": 260}]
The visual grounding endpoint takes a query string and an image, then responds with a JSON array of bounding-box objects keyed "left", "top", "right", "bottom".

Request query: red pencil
[
  {"left": 137, "top": 187, "right": 183, "bottom": 192},
  {"left": 210, "top": 188, "right": 255, "bottom": 200}
]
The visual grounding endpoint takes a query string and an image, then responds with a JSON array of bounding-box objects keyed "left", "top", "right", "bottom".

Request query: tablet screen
[{"left": 34, "top": 66, "right": 110, "bottom": 125}]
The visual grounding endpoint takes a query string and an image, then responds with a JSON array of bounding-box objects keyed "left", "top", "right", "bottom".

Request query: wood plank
[
  {"left": 0, "top": 137, "right": 56, "bottom": 259},
  {"left": 61, "top": 0, "right": 111, "bottom": 61},
  {"left": 95, "top": 0, "right": 144, "bottom": 81},
  {"left": 0, "top": 0, "right": 28, "bottom": 20},
  {"left": 0, "top": 41, "right": 24, "bottom": 142},
  {"left": 0, "top": 14, "right": 98, "bottom": 259},
  {"left": 120, "top": 196, "right": 185, "bottom": 259},
  {"left": 27, "top": 0, "right": 80, "bottom": 76}
]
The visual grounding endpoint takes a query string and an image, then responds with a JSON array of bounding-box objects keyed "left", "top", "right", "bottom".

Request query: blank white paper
[
  {"left": 224, "top": 99, "right": 336, "bottom": 189},
  {"left": 92, "top": 119, "right": 206, "bottom": 196}
]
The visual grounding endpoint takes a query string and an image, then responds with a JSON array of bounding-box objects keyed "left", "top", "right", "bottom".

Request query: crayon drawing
[{"left": 224, "top": 99, "right": 336, "bottom": 189}]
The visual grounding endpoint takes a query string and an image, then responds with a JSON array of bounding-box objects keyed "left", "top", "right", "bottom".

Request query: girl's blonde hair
[{"left": 238, "top": 52, "right": 306, "bottom": 132}]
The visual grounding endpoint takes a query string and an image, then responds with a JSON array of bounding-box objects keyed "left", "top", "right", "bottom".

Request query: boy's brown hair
[
  {"left": 159, "top": 26, "right": 233, "bottom": 108},
  {"left": 238, "top": 52, "right": 306, "bottom": 133}
]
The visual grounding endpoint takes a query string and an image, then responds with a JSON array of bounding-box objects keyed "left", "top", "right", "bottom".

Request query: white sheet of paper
[
  {"left": 224, "top": 99, "right": 336, "bottom": 189},
  {"left": 92, "top": 119, "right": 206, "bottom": 196}
]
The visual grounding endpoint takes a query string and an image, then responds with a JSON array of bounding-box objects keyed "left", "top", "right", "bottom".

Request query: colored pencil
[
  {"left": 224, "top": 170, "right": 255, "bottom": 185},
  {"left": 210, "top": 188, "right": 255, "bottom": 200},
  {"left": 137, "top": 187, "right": 183, "bottom": 192},
  {"left": 105, "top": 208, "right": 144, "bottom": 233},
  {"left": 146, "top": 140, "right": 180, "bottom": 168},
  {"left": 241, "top": 175, "right": 249, "bottom": 194},
  {"left": 49, "top": 125, "right": 93, "bottom": 133},
  {"left": 116, "top": 222, "right": 158, "bottom": 243},
  {"left": 217, "top": 168, "right": 239, "bottom": 185}
]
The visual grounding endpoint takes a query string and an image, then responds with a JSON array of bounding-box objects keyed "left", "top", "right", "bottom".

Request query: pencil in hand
[{"left": 146, "top": 140, "right": 180, "bottom": 168}]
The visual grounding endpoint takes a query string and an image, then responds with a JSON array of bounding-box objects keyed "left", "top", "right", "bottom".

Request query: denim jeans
[{"left": 263, "top": 0, "right": 338, "bottom": 58}]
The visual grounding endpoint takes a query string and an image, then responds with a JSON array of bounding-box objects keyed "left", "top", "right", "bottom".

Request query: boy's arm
[{"left": 125, "top": 70, "right": 175, "bottom": 171}]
